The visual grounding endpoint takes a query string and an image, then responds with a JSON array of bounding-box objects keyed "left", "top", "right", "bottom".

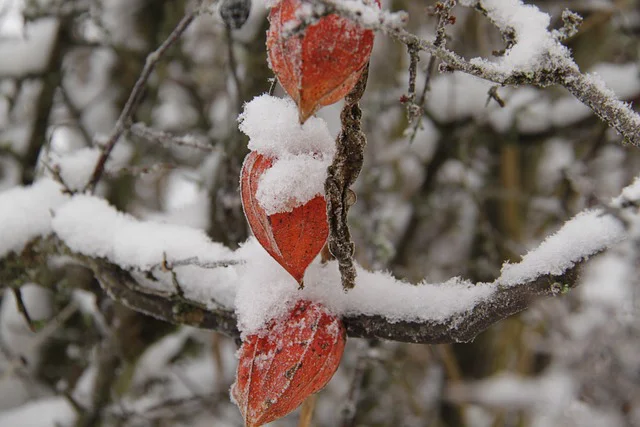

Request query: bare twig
[
  {"left": 340, "top": 340, "right": 378, "bottom": 427},
  {"left": 157, "top": 257, "right": 243, "bottom": 270},
  {"left": 84, "top": 8, "right": 200, "bottom": 192},
  {"left": 59, "top": 83, "right": 92, "bottom": 146},
  {"left": 552, "top": 9, "right": 583, "bottom": 42},
  {"left": 12, "top": 287, "right": 36, "bottom": 332},
  {"left": 409, "top": 0, "right": 456, "bottom": 142},
  {"left": 298, "top": 395, "right": 318, "bottom": 427},
  {"left": 225, "top": 24, "right": 243, "bottom": 108},
  {"left": 128, "top": 122, "right": 215, "bottom": 152},
  {"left": 86, "top": 256, "right": 240, "bottom": 338},
  {"left": 487, "top": 85, "right": 506, "bottom": 107},
  {"left": 21, "top": 18, "right": 67, "bottom": 185}
]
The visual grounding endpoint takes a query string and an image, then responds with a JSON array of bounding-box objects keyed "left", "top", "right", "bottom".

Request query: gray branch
[
  {"left": 302, "top": 0, "right": 640, "bottom": 146},
  {"left": 0, "top": 230, "right": 595, "bottom": 345}
]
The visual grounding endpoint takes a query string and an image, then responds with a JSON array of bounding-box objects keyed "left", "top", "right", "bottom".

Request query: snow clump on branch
[{"left": 459, "top": 0, "right": 571, "bottom": 74}]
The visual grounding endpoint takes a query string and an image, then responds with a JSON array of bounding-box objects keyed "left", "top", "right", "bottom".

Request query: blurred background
[{"left": 0, "top": 0, "right": 639, "bottom": 425}]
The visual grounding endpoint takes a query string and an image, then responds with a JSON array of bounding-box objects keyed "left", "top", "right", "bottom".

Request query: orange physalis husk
[
  {"left": 231, "top": 300, "right": 346, "bottom": 427},
  {"left": 240, "top": 151, "right": 328, "bottom": 285},
  {"left": 267, "top": 0, "right": 377, "bottom": 123}
]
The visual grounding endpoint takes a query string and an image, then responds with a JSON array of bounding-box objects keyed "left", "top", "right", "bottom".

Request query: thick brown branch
[
  {"left": 0, "top": 228, "right": 610, "bottom": 345},
  {"left": 77, "top": 255, "right": 240, "bottom": 338},
  {"left": 90, "top": 252, "right": 582, "bottom": 344},
  {"left": 345, "top": 267, "right": 579, "bottom": 343}
]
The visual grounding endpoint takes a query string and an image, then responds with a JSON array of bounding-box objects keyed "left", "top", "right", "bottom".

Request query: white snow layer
[
  {"left": 255, "top": 153, "right": 331, "bottom": 214},
  {"left": 46, "top": 145, "right": 132, "bottom": 191},
  {"left": 1, "top": 176, "right": 637, "bottom": 337},
  {"left": 0, "top": 397, "right": 76, "bottom": 427},
  {"left": 52, "top": 195, "right": 232, "bottom": 271},
  {"left": 238, "top": 95, "right": 335, "bottom": 157},
  {"left": 0, "top": 179, "right": 67, "bottom": 258},
  {"left": 238, "top": 94, "right": 335, "bottom": 214},
  {"left": 499, "top": 210, "right": 626, "bottom": 286},
  {"left": 44, "top": 189, "right": 633, "bottom": 336},
  {"left": 0, "top": 18, "right": 60, "bottom": 77}
]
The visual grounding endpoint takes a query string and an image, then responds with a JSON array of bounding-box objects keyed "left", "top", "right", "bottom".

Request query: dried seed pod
[
  {"left": 232, "top": 300, "right": 346, "bottom": 427},
  {"left": 240, "top": 151, "right": 328, "bottom": 285},
  {"left": 267, "top": 0, "right": 377, "bottom": 122}
]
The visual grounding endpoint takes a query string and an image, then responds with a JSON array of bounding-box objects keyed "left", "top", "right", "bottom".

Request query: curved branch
[
  {"left": 80, "top": 246, "right": 581, "bottom": 344},
  {"left": 0, "top": 198, "right": 628, "bottom": 345},
  {"left": 344, "top": 266, "right": 579, "bottom": 343},
  {"left": 86, "top": 257, "right": 240, "bottom": 339}
]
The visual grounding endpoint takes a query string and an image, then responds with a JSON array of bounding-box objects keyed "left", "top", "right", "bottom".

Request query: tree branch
[
  {"left": 301, "top": 0, "right": 640, "bottom": 146},
  {"left": 84, "top": 7, "right": 200, "bottom": 192},
  {"left": 80, "top": 242, "right": 584, "bottom": 344},
  {"left": 85, "top": 256, "right": 240, "bottom": 339}
]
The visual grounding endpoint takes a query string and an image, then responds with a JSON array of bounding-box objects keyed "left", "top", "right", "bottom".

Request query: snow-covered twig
[
  {"left": 300, "top": 0, "right": 640, "bottom": 146},
  {"left": 128, "top": 123, "right": 215, "bottom": 152}
]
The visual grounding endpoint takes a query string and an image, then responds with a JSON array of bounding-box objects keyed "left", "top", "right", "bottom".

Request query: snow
[
  {"left": 51, "top": 195, "right": 232, "bottom": 271},
  {"left": 426, "top": 72, "right": 494, "bottom": 123},
  {"left": 238, "top": 95, "right": 335, "bottom": 157},
  {"left": 51, "top": 194, "right": 240, "bottom": 308},
  {"left": 448, "top": 371, "right": 574, "bottom": 411},
  {"left": 500, "top": 172, "right": 640, "bottom": 290},
  {"left": 30, "top": 169, "right": 636, "bottom": 337},
  {"left": 498, "top": 209, "right": 626, "bottom": 286},
  {"left": 255, "top": 153, "right": 331, "bottom": 214},
  {"left": 0, "top": 179, "right": 67, "bottom": 258},
  {"left": 45, "top": 145, "right": 131, "bottom": 191},
  {"left": 46, "top": 192, "right": 496, "bottom": 337},
  {"left": 0, "top": 284, "right": 54, "bottom": 411},
  {"left": 579, "top": 252, "right": 632, "bottom": 309},
  {"left": 234, "top": 239, "right": 496, "bottom": 336},
  {"left": 613, "top": 175, "right": 640, "bottom": 206},
  {"left": 459, "top": 0, "right": 570, "bottom": 74},
  {"left": 0, "top": 397, "right": 76, "bottom": 427},
  {"left": 238, "top": 94, "right": 335, "bottom": 214},
  {"left": 0, "top": 18, "right": 59, "bottom": 77}
]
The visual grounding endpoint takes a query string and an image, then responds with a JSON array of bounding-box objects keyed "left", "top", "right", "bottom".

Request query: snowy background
[{"left": 1, "top": 0, "right": 640, "bottom": 426}]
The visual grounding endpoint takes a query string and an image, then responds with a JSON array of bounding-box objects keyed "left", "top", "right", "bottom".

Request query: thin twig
[
  {"left": 59, "top": 83, "right": 92, "bottom": 146},
  {"left": 298, "top": 394, "right": 317, "bottom": 427},
  {"left": 12, "top": 287, "right": 36, "bottom": 332},
  {"left": 157, "top": 256, "right": 243, "bottom": 270},
  {"left": 340, "top": 340, "right": 378, "bottom": 427},
  {"left": 409, "top": 0, "right": 456, "bottom": 142},
  {"left": 129, "top": 122, "right": 215, "bottom": 152},
  {"left": 84, "top": 8, "right": 200, "bottom": 192},
  {"left": 225, "top": 24, "right": 243, "bottom": 109}
]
